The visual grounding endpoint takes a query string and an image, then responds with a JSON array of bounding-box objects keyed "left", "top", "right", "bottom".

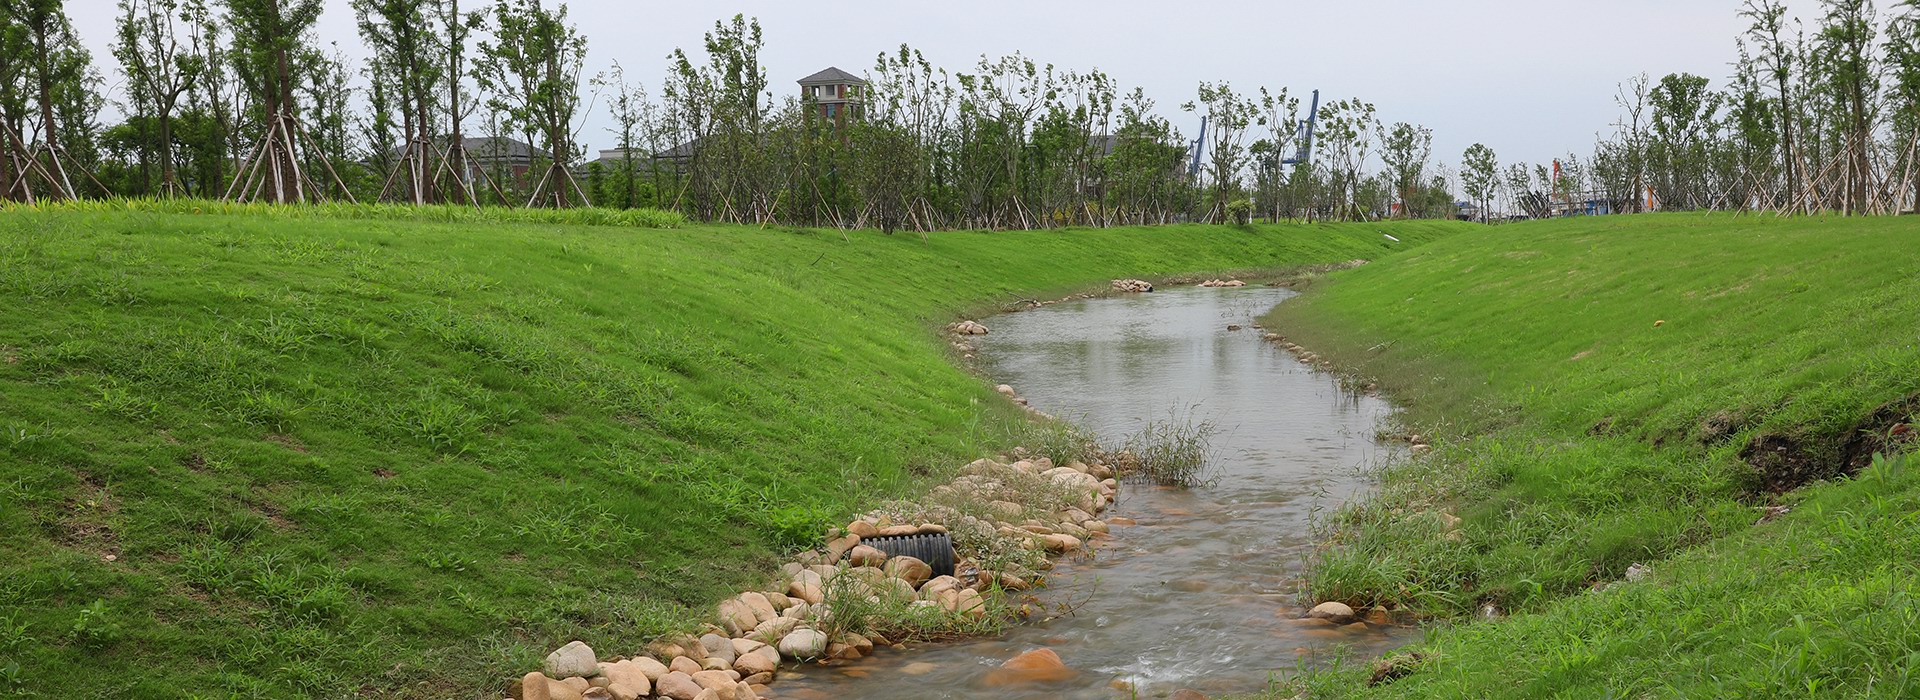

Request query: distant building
[
  {"left": 798, "top": 67, "right": 866, "bottom": 124},
  {"left": 458, "top": 136, "right": 548, "bottom": 180}
]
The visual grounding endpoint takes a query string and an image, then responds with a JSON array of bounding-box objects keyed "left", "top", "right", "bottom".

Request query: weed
[{"left": 1107, "top": 408, "right": 1221, "bottom": 487}]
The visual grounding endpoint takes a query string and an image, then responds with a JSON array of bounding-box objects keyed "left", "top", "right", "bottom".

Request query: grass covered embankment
[
  {"left": 0, "top": 203, "right": 1467, "bottom": 698},
  {"left": 1264, "top": 214, "right": 1920, "bottom": 697}
]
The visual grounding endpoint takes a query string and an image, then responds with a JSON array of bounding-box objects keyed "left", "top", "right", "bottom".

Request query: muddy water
[{"left": 776, "top": 286, "right": 1407, "bottom": 700}]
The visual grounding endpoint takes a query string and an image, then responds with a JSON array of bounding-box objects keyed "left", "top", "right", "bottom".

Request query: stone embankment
[{"left": 508, "top": 373, "right": 1123, "bottom": 700}]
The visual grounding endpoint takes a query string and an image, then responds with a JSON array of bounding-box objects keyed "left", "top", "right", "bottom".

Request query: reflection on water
[{"left": 777, "top": 286, "right": 1406, "bottom": 700}]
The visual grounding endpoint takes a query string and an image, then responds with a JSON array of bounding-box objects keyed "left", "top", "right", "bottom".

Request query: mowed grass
[
  {"left": 1261, "top": 213, "right": 1920, "bottom": 697},
  {"left": 0, "top": 203, "right": 1467, "bottom": 698}
]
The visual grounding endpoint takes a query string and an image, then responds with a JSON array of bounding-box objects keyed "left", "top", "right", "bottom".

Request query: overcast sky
[{"left": 68, "top": 1, "right": 1839, "bottom": 170}]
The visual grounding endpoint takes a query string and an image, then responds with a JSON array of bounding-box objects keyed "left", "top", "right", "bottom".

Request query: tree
[
  {"left": 1814, "top": 0, "right": 1879, "bottom": 213},
  {"left": 7, "top": 0, "right": 102, "bottom": 199},
  {"left": 1462, "top": 143, "right": 1498, "bottom": 223},
  {"left": 354, "top": 0, "right": 443, "bottom": 203},
  {"left": 1380, "top": 121, "right": 1432, "bottom": 218},
  {"left": 476, "top": 0, "right": 589, "bottom": 207},
  {"left": 222, "top": 0, "right": 346, "bottom": 202},
  {"left": 1185, "top": 81, "right": 1258, "bottom": 223},
  {"left": 114, "top": 0, "right": 204, "bottom": 195}
]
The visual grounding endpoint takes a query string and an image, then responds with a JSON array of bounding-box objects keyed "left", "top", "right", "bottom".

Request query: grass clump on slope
[
  {"left": 1262, "top": 213, "right": 1920, "bottom": 698},
  {"left": 0, "top": 205, "right": 1465, "bottom": 698}
]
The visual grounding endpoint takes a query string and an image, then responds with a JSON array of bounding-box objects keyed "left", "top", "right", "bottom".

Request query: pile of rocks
[
  {"left": 1110, "top": 279, "right": 1154, "bottom": 293},
  {"left": 947, "top": 320, "right": 990, "bottom": 336},
  {"left": 510, "top": 449, "right": 1122, "bottom": 700},
  {"left": 1197, "top": 279, "right": 1246, "bottom": 288}
]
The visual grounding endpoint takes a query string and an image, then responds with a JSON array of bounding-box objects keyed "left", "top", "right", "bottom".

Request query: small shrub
[{"left": 68, "top": 599, "right": 121, "bottom": 650}]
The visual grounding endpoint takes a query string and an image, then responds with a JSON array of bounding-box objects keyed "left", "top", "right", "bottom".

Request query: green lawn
[
  {"left": 1262, "top": 213, "right": 1920, "bottom": 698},
  {"left": 0, "top": 204, "right": 1467, "bottom": 698}
]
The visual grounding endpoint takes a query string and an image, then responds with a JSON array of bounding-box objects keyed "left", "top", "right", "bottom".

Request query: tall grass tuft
[{"left": 1107, "top": 408, "right": 1221, "bottom": 487}]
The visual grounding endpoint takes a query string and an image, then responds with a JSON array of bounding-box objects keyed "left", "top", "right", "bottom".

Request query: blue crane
[{"left": 1282, "top": 89, "right": 1320, "bottom": 167}]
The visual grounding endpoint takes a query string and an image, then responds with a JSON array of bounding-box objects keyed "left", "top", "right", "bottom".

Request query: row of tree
[
  {"left": 3, "top": 1, "right": 1475, "bottom": 227},
  {"left": 1458, "top": 0, "right": 1920, "bottom": 220}
]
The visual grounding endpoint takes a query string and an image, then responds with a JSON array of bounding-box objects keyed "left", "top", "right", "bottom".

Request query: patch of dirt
[
  {"left": 372, "top": 467, "right": 396, "bottom": 479},
  {"left": 264, "top": 433, "right": 308, "bottom": 453},
  {"left": 180, "top": 452, "right": 209, "bottom": 473},
  {"left": 1588, "top": 417, "right": 1615, "bottom": 436},
  {"left": 1840, "top": 393, "right": 1920, "bottom": 473},
  {"left": 55, "top": 476, "right": 121, "bottom": 558},
  {"left": 1699, "top": 411, "right": 1744, "bottom": 445},
  {"left": 1739, "top": 433, "right": 1829, "bottom": 494}
]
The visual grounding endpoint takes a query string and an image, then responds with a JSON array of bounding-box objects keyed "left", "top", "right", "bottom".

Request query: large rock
[
  {"left": 691, "top": 669, "right": 742, "bottom": 693},
  {"left": 751, "top": 616, "right": 799, "bottom": 644},
  {"left": 777, "top": 628, "right": 828, "bottom": 660},
  {"left": 654, "top": 672, "right": 702, "bottom": 700},
  {"left": 949, "top": 320, "right": 990, "bottom": 335},
  {"left": 883, "top": 555, "right": 933, "bottom": 587},
  {"left": 730, "top": 638, "right": 767, "bottom": 657},
  {"left": 699, "top": 634, "right": 737, "bottom": 667},
  {"left": 597, "top": 660, "right": 653, "bottom": 700},
  {"left": 1171, "top": 690, "right": 1210, "bottom": 700},
  {"left": 1309, "top": 601, "right": 1357, "bottom": 624},
  {"left": 824, "top": 534, "right": 861, "bottom": 563},
  {"left": 733, "top": 645, "right": 781, "bottom": 676},
  {"left": 716, "top": 599, "right": 757, "bottom": 637},
  {"left": 517, "top": 672, "right": 554, "bottom": 700},
  {"left": 544, "top": 641, "right": 599, "bottom": 679},
  {"left": 985, "top": 647, "right": 1076, "bottom": 685},
  {"left": 786, "top": 569, "right": 824, "bottom": 604},
  {"left": 1111, "top": 279, "right": 1154, "bottom": 293},
  {"left": 846, "top": 520, "right": 880, "bottom": 538},
  {"left": 738, "top": 592, "right": 777, "bottom": 624},
  {"left": 1040, "top": 533, "right": 1082, "bottom": 553},
  {"left": 669, "top": 656, "right": 702, "bottom": 676},
  {"left": 847, "top": 544, "right": 888, "bottom": 567}
]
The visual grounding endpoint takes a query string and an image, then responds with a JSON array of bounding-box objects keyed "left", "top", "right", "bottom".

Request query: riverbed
[{"left": 775, "top": 285, "right": 1408, "bottom": 699}]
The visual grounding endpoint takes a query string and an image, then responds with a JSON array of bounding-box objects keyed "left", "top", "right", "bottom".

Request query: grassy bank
[
  {"left": 0, "top": 203, "right": 1466, "bottom": 698},
  {"left": 1262, "top": 214, "right": 1920, "bottom": 697}
]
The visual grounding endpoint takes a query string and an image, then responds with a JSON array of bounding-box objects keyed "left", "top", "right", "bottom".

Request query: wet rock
[
  {"left": 1171, "top": 690, "right": 1210, "bottom": 700},
  {"left": 985, "top": 647, "right": 1076, "bottom": 685},
  {"left": 545, "top": 641, "right": 599, "bottom": 679},
  {"left": 742, "top": 672, "right": 773, "bottom": 685},
  {"left": 653, "top": 672, "right": 702, "bottom": 700},
  {"left": 1040, "top": 533, "right": 1082, "bottom": 553},
  {"left": 901, "top": 661, "right": 937, "bottom": 675},
  {"left": 1309, "top": 601, "right": 1356, "bottom": 624},
  {"left": 778, "top": 628, "right": 828, "bottom": 660}
]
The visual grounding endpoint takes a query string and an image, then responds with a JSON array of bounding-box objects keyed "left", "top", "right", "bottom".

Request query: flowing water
[{"left": 775, "top": 286, "right": 1409, "bottom": 700}]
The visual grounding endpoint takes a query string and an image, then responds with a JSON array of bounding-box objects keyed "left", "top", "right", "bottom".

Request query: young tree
[
  {"left": 476, "top": 0, "right": 589, "bottom": 207},
  {"left": 1381, "top": 121, "right": 1433, "bottom": 218},
  {"left": 1185, "top": 81, "right": 1258, "bottom": 223},
  {"left": 1461, "top": 142, "right": 1498, "bottom": 223},
  {"left": 8, "top": 0, "right": 102, "bottom": 199},
  {"left": 222, "top": 0, "right": 340, "bottom": 202},
  {"left": 354, "top": 0, "right": 443, "bottom": 203},
  {"left": 1814, "top": 0, "right": 1879, "bottom": 213},
  {"left": 114, "top": 0, "right": 204, "bottom": 195}
]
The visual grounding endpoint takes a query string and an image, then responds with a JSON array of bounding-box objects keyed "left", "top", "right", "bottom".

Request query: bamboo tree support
[
  {"left": 1, "top": 122, "right": 97, "bottom": 202},
  {"left": 226, "top": 109, "right": 356, "bottom": 204}
]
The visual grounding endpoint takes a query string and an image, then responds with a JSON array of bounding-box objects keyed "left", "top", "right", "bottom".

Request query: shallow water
[{"left": 776, "top": 286, "right": 1407, "bottom": 700}]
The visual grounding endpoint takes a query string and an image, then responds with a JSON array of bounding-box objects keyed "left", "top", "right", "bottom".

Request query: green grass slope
[
  {"left": 0, "top": 206, "right": 1466, "bottom": 698},
  {"left": 1262, "top": 214, "right": 1920, "bottom": 697}
]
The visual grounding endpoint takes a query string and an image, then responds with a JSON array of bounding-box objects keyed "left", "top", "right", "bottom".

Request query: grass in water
[
  {"left": 1109, "top": 408, "right": 1222, "bottom": 487},
  {"left": 0, "top": 203, "right": 1467, "bottom": 698},
  {"left": 1257, "top": 213, "right": 1920, "bottom": 698}
]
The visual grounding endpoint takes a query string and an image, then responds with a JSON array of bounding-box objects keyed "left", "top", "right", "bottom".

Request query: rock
[
  {"left": 1111, "top": 279, "right": 1154, "bottom": 293},
  {"left": 985, "top": 647, "right": 1076, "bottom": 685},
  {"left": 738, "top": 592, "right": 777, "bottom": 624},
  {"left": 1367, "top": 652, "right": 1425, "bottom": 687},
  {"left": 916, "top": 523, "right": 948, "bottom": 535},
  {"left": 545, "top": 641, "right": 599, "bottom": 679},
  {"left": 846, "top": 520, "right": 879, "bottom": 538},
  {"left": 734, "top": 645, "right": 781, "bottom": 676},
  {"left": 1309, "top": 601, "right": 1356, "bottom": 624},
  {"left": 717, "top": 598, "right": 758, "bottom": 637},
  {"left": 786, "top": 569, "right": 824, "bottom": 604},
  {"left": 598, "top": 660, "right": 653, "bottom": 700},
  {"left": 823, "top": 534, "right": 861, "bottom": 563},
  {"left": 628, "top": 656, "right": 669, "bottom": 681},
  {"left": 518, "top": 672, "right": 555, "bottom": 700},
  {"left": 995, "top": 384, "right": 1018, "bottom": 397},
  {"left": 1082, "top": 519, "right": 1109, "bottom": 534},
  {"left": 730, "top": 638, "right": 766, "bottom": 657},
  {"left": 778, "top": 628, "right": 829, "bottom": 660},
  {"left": 669, "top": 656, "right": 702, "bottom": 675},
  {"left": 699, "top": 656, "right": 733, "bottom": 671},
  {"left": 1040, "top": 533, "right": 1082, "bottom": 553},
  {"left": 1171, "top": 690, "right": 1210, "bottom": 700},
  {"left": 1227, "top": 324, "right": 1243, "bottom": 331},
  {"left": 691, "top": 669, "right": 741, "bottom": 692},
  {"left": 919, "top": 575, "right": 961, "bottom": 601},
  {"left": 839, "top": 632, "right": 874, "bottom": 657},
  {"left": 847, "top": 544, "right": 888, "bottom": 567},
  {"left": 742, "top": 672, "right": 773, "bottom": 685},
  {"left": 949, "top": 320, "right": 990, "bottom": 335},
  {"left": 654, "top": 672, "right": 702, "bottom": 700},
  {"left": 692, "top": 689, "right": 719, "bottom": 700},
  {"left": 883, "top": 556, "right": 933, "bottom": 587},
  {"left": 699, "top": 634, "right": 737, "bottom": 667},
  {"left": 750, "top": 616, "right": 799, "bottom": 644},
  {"left": 582, "top": 688, "right": 613, "bottom": 700},
  {"left": 902, "top": 661, "right": 937, "bottom": 675},
  {"left": 1625, "top": 563, "right": 1651, "bottom": 582},
  {"left": 1409, "top": 443, "right": 1431, "bottom": 456},
  {"left": 735, "top": 681, "right": 760, "bottom": 700}
]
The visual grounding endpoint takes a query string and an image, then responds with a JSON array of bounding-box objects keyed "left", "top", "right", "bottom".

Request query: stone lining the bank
[{"left": 507, "top": 378, "right": 1123, "bottom": 700}]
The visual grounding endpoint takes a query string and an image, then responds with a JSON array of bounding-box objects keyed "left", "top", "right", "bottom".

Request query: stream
[{"left": 775, "top": 285, "right": 1409, "bottom": 699}]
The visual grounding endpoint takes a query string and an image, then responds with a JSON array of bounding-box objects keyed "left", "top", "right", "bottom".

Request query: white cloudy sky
[{"left": 67, "top": 1, "right": 1841, "bottom": 169}]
